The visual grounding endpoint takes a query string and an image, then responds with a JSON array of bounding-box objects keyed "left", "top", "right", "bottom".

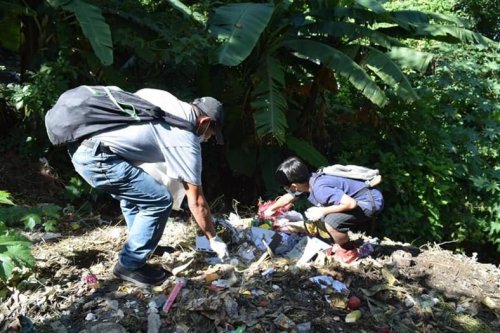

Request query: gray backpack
[
  {"left": 319, "top": 164, "right": 382, "bottom": 187},
  {"left": 45, "top": 86, "right": 194, "bottom": 145}
]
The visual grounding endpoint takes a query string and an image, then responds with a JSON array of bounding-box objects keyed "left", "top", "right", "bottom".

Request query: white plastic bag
[{"left": 135, "top": 162, "right": 185, "bottom": 211}]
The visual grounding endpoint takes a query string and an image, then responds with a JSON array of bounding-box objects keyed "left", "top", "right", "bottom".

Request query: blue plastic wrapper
[
  {"left": 274, "top": 232, "right": 301, "bottom": 255},
  {"left": 359, "top": 242, "right": 374, "bottom": 258}
]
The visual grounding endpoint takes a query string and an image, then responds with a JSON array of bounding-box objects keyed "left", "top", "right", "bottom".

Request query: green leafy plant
[
  {"left": 0, "top": 191, "right": 15, "bottom": 206},
  {"left": 0, "top": 191, "right": 35, "bottom": 283},
  {"left": 330, "top": 40, "right": 499, "bottom": 254},
  {"left": 0, "top": 204, "right": 61, "bottom": 232},
  {"left": 46, "top": 0, "right": 113, "bottom": 66},
  {"left": 171, "top": 0, "right": 494, "bottom": 195},
  {"left": 0, "top": 223, "right": 35, "bottom": 283}
]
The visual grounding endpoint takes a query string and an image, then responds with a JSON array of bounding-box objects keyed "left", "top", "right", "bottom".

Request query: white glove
[
  {"left": 305, "top": 207, "right": 325, "bottom": 221},
  {"left": 209, "top": 236, "right": 229, "bottom": 260},
  {"left": 263, "top": 207, "right": 275, "bottom": 217}
]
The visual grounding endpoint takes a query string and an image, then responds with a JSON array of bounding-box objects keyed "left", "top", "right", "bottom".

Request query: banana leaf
[
  {"left": 299, "top": 21, "right": 403, "bottom": 49},
  {"left": 209, "top": 3, "right": 274, "bottom": 66},
  {"left": 353, "top": 45, "right": 419, "bottom": 102},
  {"left": 387, "top": 47, "right": 433, "bottom": 73},
  {"left": 48, "top": 0, "right": 113, "bottom": 66},
  {"left": 251, "top": 56, "right": 288, "bottom": 144},
  {"left": 355, "top": 0, "right": 386, "bottom": 14},
  {"left": 283, "top": 39, "right": 389, "bottom": 107}
]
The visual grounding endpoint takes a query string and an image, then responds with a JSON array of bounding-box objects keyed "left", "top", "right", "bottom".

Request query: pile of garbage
[
  {"left": 3, "top": 202, "right": 499, "bottom": 333},
  {"left": 154, "top": 203, "right": 383, "bottom": 332}
]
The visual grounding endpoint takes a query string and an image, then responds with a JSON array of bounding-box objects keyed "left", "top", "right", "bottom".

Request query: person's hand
[
  {"left": 263, "top": 207, "right": 275, "bottom": 217},
  {"left": 305, "top": 207, "right": 325, "bottom": 221},
  {"left": 209, "top": 236, "right": 229, "bottom": 260}
]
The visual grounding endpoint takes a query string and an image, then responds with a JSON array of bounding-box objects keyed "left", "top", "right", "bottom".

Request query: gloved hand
[
  {"left": 209, "top": 236, "right": 229, "bottom": 260},
  {"left": 305, "top": 206, "right": 325, "bottom": 221},
  {"left": 263, "top": 207, "right": 275, "bottom": 217}
]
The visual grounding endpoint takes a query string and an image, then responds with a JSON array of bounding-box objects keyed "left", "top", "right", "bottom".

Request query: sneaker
[
  {"left": 333, "top": 247, "right": 360, "bottom": 264},
  {"left": 113, "top": 262, "right": 170, "bottom": 287}
]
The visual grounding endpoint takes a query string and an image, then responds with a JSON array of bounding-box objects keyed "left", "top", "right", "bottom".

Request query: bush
[
  {"left": 0, "top": 191, "right": 35, "bottom": 284},
  {"left": 330, "top": 43, "right": 499, "bottom": 255}
]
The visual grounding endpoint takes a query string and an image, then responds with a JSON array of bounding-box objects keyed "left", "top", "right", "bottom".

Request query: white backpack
[{"left": 319, "top": 164, "right": 382, "bottom": 187}]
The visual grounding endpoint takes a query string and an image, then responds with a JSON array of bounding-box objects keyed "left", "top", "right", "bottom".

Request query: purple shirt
[{"left": 307, "top": 173, "right": 383, "bottom": 212}]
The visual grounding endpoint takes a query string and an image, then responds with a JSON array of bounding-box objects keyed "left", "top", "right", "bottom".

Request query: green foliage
[
  {"left": 330, "top": 41, "right": 499, "bottom": 252},
  {"left": 0, "top": 1, "right": 32, "bottom": 51},
  {"left": 185, "top": 0, "right": 493, "bottom": 174},
  {"left": 0, "top": 192, "right": 15, "bottom": 206},
  {"left": 3, "top": 56, "right": 75, "bottom": 121},
  {"left": 454, "top": 0, "right": 499, "bottom": 40},
  {"left": 251, "top": 56, "right": 288, "bottom": 144},
  {"left": 47, "top": 0, "right": 113, "bottom": 66},
  {"left": 1, "top": 56, "right": 77, "bottom": 157},
  {"left": 283, "top": 39, "right": 388, "bottom": 107},
  {"left": 64, "top": 176, "right": 100, "bottom": 203},
  {"left": 0, "top": 192, "right": 35, "bottom": 283},
  {"left": 0, "top": 204, "right": 61, "bottom": 232},
  {"left": 208, "top": 3, "right": 274, "bottom": 66},
  {"left": 0, "top": 223, "right": 35, "bottom": 283}
]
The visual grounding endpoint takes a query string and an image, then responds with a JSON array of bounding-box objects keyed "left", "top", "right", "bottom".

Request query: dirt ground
[{"left": 1, "top": 154, "right": 499, "bottom": 333}]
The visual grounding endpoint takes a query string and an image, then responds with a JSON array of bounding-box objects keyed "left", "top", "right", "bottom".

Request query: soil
[{"left": 1, "top": 153, "right": 499, "bottom": 333}]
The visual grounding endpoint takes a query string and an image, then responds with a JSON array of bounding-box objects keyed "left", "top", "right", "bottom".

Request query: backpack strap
[
  {"left": 353, "top": 187, "right": 377, "bottom": 214},
  {"left": 308, "top": 172, "right": 324, "bottom": 205},
  {"left": 311, "top": 172, "right": 378, "bottom": 214}
]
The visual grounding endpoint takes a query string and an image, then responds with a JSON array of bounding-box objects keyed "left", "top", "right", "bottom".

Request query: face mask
[
  {"left": 198, "top": 123, "right": 211, "bottom": 143},
  {"left": 286, "top": 189, "right": 303, "bottom": 197},
  {"left": 199, "top": 134, "right": 209, "bottom": 143}
]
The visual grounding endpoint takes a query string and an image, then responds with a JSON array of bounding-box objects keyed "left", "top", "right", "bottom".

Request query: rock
[
  {"left": 87, "top": 322, "right": 128, "bottom": 333},
  {"left": 49, "top": 321, "right": 68, "bottom": 333},
  {"left": 391, "top": 250, "right": 413, "bottom": 268}
]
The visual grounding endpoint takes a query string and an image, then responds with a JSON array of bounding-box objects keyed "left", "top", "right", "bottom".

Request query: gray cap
[{"left": 192, "top": 97, "right": 224, "bottom": 144}]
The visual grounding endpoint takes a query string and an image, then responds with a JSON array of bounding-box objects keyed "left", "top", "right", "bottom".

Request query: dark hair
[{"left": 275, "top": 157, "right": 310, "bottom": 187}]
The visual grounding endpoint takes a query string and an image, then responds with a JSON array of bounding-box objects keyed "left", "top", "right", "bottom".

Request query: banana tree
[
  {"left": 46, "top": 0, "right": 113, "bottom": 66},
  {"left": 171, "top": 0, "right": 495, "bottom": 191}
]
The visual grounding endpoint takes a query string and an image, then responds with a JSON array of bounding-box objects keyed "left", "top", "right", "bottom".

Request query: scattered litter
[
  {"left": 237, "top": 244, "right": 256, "bottom": 262},
  {"left": 347, "top": 295, "right": 361, "bottom": 310},
  {"left": 310, "top": 275, "right": 349, "bottom": 294},
  {"left": 257, "top": 200, "right": 290, "bottom": 222},
  {"left": 261, "top": 268, "right": 276, "bottom": 277},
  {"left": 85, "top": 313, "right": 97, "bottom": 321},
  {"left": 345, "top": 309, "right": 362, "bottom": 323},
  {"left": 147, "top": 301, "right": 161, "bottom": 333},
  {"left": 359, "top": 242, "right": 374, "bottom": 257},
  {"left": 216, "top": 214, "right": 245, "bottom": 243},
  {"left": 81, "top": 274, "right": 99, "bottom": 288},
  {"left": 274, "top": 232, "right": 301, "bottom": 255},
  {"left": 172, "top": 258, "right": 194, "bottom": 276},
  {"left": 250, "top": 227, "right": 275, "bottom": 251},
  {"left": 41, "top": 232, "right": 62, "bottom": 242},
  {"left": 162, "top": 279, "right": 186, "bottom": 313},
  {"left": 195, "top": 235, "right": 213, "bottom": 252},
  {"left": 211, "top": 279, "right": 233, "bottom": 289},
  {"left": 8, "top": 209, "right": 499, "bottom": 333},
  {"left": 296, "top": 237, "right": 331, "bottom": 266},
  {"left": 296, "top": 321, "right": 312, "bottom": 333},
  {"left": 274, "top": 313, "right": 296, "bottom": 329}
]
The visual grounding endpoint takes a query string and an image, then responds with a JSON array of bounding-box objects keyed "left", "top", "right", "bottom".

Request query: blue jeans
[{"left": 70, "top": 139, "right": 172, "bottom": 269}]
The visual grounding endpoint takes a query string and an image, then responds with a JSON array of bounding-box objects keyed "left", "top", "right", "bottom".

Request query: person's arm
[
  {"left": 183, "top": 182, "right": 216, "bottom": 238},
  {"left": 305, "top": 194, "right": 357, "bottom": 221},
  {"left": 183, "top": 181, "right": 228, "bottom": 260},
  {"left": 321, "top": 194, "right": 357, "bottom": 214},
  {"left": 266, "top": 193, "right": 296, "bottom": 215}
]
